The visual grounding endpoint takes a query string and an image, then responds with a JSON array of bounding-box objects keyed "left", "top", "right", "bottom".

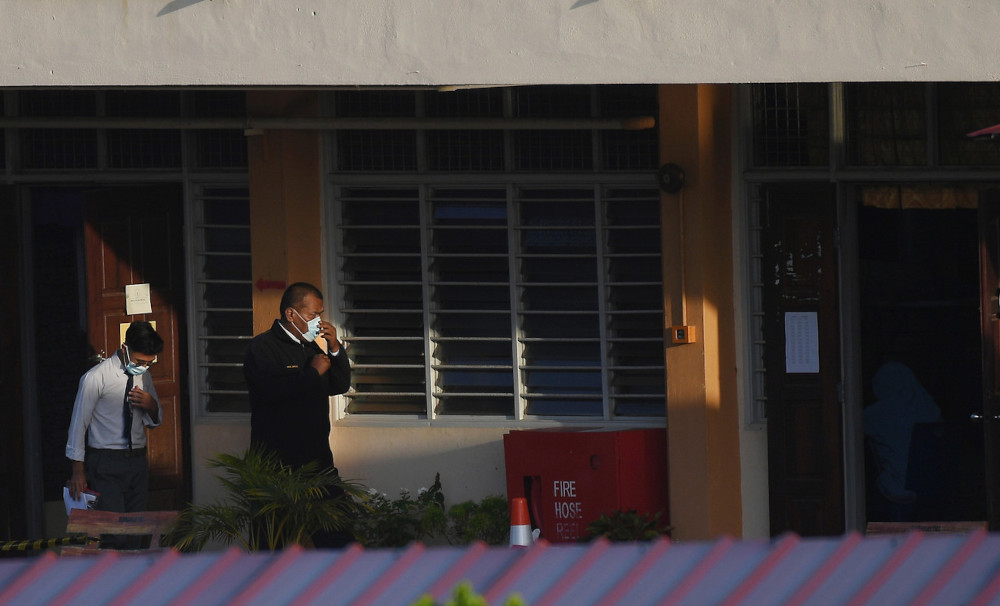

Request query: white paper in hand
[{"left": 63, "top": 486, "right": 98, "bottom": 516}]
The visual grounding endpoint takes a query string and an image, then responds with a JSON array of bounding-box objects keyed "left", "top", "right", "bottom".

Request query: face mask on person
[
  {"left": 124, "top": 346, "right": 150, "bottom": 376},
  {"left": 292, "top": 308, "right": 321, "bottom": 343}
]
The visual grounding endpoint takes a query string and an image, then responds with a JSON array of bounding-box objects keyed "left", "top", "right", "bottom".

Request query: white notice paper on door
[
  {"left": 125, "top": 283, "right": 153, "bottom": 315},
  {"left": 785, "top": 312, "right": 819, "bottom": 373}
]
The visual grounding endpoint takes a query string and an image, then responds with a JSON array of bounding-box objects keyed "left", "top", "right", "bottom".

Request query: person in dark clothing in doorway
[{"left": 244, "top": 282, "right": 353, "bottom": 546}]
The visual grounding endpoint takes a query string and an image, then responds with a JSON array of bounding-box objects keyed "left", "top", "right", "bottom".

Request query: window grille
[
  {"left": 107, "top": 130, "right": 183, "bottom": 169},
  {"left": 191, "top": 186, "right": 253, "bottom": 413},
  {"left": 426, "top": 89, "right": 504, "bottom": 118},
  {"left": 8, "top": 90, "right": 246, "bottom": 171},
  {"left": 187, "top": 91, "right": 248, "bottom": 169},
  {"left": 427, "top": 130, "right": 505, "bottom": 171},
  {"left": 514, "top": 130, "right": 594, "bottom": 171},
  {"left": 104, "top": 92, "right": 184, "bottom": 169},
  {"left": 938, "top": 83, "right": 1000, "bottom": 166},
  {"left": 0, "top": 93, "right": 5, "bottom": 170},
  {"left": 334, "top": 90, "right": 417, "bottom": 117},
  {"left": 193, "top": 129, "right": 248, "bottom": 169},
  {"left": 746, "top": 185, "right": 767, "bottom": 425},
  {"left": 20, "top": 128, "right": 97, "bottom": 170},
  {"left": 336, "top": 130, "right": 418, "bottom": 172},
  {"left": 846, "top": 83, "right": 927, "bottom": 166},
  {"left": 19, "top": 90, "right": 98, "bottom": 117},
  {"left": 513, "top": 86, "right": 592, "bottom": 118},
  {"left": 18, "top": 90, "right": 98, "bottom": 170},
  {"left": 752, "top": 83, "right": 828, "bottom": 168}
]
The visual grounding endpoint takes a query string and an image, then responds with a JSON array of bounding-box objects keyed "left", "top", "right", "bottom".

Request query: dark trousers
[{"left": 85, "top": 448, "right": 149, "bottom": 549}]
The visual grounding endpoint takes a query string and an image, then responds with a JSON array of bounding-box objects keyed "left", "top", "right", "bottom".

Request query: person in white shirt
[{"left": 65, "top": 321, "right": 164, "bottom": 516}]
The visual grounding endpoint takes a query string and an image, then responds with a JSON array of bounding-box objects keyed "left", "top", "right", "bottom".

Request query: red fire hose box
[{"left": 503, "top": 428, "right": 669, "bottom": 543}]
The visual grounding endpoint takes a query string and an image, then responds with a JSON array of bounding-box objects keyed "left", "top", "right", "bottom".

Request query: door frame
[
  {"left": 5, "top": 188, "right": 45, "bottom": 540},
  {"left": 839, "top": 183, "right": 992, "bottom": 531},
  {"left": 838, "top": 183, "right": 867, "bottom": 533}
]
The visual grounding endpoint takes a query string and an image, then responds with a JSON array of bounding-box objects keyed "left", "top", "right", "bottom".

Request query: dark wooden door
[
  {"left": 978, "top": 188, "right": 1000, "bottom": 530},
  {"left": 761, "top": 183, "right": 844, "bottom": 536},
  {"left": 84, "top": 186, "right": 188, "bottom": 509}
]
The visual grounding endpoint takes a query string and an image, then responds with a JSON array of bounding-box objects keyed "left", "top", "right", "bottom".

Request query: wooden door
[
  {"left": 84, "top": 186, "right": 188, "bottom": 509},
  {"left": 978, "top": 188, "right": 1000, "bottom": 530},
  {"left": 761, "top": 183, "right": 844, "bottom": 536}
]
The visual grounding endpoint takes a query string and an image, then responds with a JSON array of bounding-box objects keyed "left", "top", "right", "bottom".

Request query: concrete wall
[{"left": 2, "top": 1, "right": 1000, "bottom": 87}]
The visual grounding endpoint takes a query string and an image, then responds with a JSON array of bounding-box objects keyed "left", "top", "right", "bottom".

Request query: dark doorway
[
  {"left": 12, "top": 185, "right": 191, "bottom": 540},
  {"left": 0, "top": 188, "right": 28, "bottom": 542},
  {"left": 30, "top": 189, "right": 97, "bottom": 512},
  {"left": 858, "top": 190, "right": 986, "bottom": 524}
]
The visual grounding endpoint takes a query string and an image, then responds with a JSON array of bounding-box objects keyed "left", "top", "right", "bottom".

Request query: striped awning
[{"left": 1, "top": 530, "right": 999, "bottom": 605}]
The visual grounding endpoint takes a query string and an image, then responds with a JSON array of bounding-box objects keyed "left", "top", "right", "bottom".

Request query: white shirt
[{"left": 65, "top": 353, "right": 162, "bottom": 461}]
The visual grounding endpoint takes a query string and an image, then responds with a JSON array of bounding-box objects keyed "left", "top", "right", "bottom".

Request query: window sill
[{"left": 331, "top": 414, "right": 665, "bottom": 430}]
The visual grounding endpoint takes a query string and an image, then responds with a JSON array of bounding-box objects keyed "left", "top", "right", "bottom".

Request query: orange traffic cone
[{"left": 509, "top": 497, "right": 534, "bottom": 548}]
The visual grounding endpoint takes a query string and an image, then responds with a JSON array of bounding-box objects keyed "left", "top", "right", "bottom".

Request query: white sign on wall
[{"left": 785, "top": 312, "right": 819, "bottom": 373}]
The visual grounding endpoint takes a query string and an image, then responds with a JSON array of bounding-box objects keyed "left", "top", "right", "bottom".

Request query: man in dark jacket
[
  {"left": 245, "top": 282, "right": 351, "bottom": 469},
  {"left": 244, "top": 282, "right": 353, "bottom": 547}
]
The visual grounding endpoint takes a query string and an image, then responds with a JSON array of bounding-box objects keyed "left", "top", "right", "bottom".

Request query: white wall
[
  {"left": 191, "top": 423, "right": 250, "bottom": 506},
  {"left": 2, "top": 0, "right": 1000, "bottom": 87},
  {"left": 330, "top": 426, "right": 510, "bottom": 505},
  {"left": 189, "top": 422, "right": 510, "bottom": 511}
]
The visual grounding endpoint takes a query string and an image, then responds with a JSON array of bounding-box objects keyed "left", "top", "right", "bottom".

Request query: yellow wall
[
  {"left": 659, "top": 85, "right": 743, "bottom": 539},
  {"left": 247, "top": 90, "right": 325, "bottom": 329}
]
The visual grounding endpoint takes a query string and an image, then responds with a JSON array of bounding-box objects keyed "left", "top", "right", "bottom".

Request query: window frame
[{"left": 184, "top": 179, "right": 253, "bottom": 420}]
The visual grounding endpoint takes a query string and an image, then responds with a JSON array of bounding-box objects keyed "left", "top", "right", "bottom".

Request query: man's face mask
[
  {"left": 124, "top": 346, "right": 150, "bottom": 376},
  {"left": 292, "top": 308, "right": 321, "bottom": 343}
]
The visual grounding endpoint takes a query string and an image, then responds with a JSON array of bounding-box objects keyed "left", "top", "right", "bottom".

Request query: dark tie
[{"left": 123, "top": 374, "right": 134, "bottom": 450}]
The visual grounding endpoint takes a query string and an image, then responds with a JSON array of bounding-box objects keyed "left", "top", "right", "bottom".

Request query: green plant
[
  {"left": 351, "top": 476, "right": 512, "bottom": 548},
  {"left": 445, "top": 495, "right": 510, "bottom": 546},
  {"left": 351, "top": 473, "right": 447, "bottom": 548},
  {"left": 412, "top": 582, "right": 525, "bottom": 606},
  {"left": 163, "top": 447, "right": 367, "bottom": 552},
  {"left": 580, "top": 509, "right": 672, "bottom": 542}
]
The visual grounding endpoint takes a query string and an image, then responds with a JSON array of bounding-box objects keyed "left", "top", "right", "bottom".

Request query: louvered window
[
  {"left": 191, "top": 185, "right": 253, "bottom": 413},
  {"left": 331, "top": 86, "right": 664, "bottom": 421},
  {"left": 334, "top": 182, "right": 664, "bottom": 420}
]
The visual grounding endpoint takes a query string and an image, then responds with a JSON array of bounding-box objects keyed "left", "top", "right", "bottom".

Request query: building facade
[{"left": 2, "top": 1, "right": 1000, "bottom": 543}]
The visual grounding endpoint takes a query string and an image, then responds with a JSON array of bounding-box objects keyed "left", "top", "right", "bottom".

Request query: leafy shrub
[
  {"left": 351, "top": 473, "right": 448, "bottom": 548},
  {"left": 164, "top": 447, "right": 367, "bottom": 552},
  {"left": 445, "top": 495, "right": 510, "bottom": 545},
  {"left": 580, "top": 509, "right": 672, "bottom": 542},
  {"left": 352, "top": 475, "right": 510, "bottom": 548}
]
